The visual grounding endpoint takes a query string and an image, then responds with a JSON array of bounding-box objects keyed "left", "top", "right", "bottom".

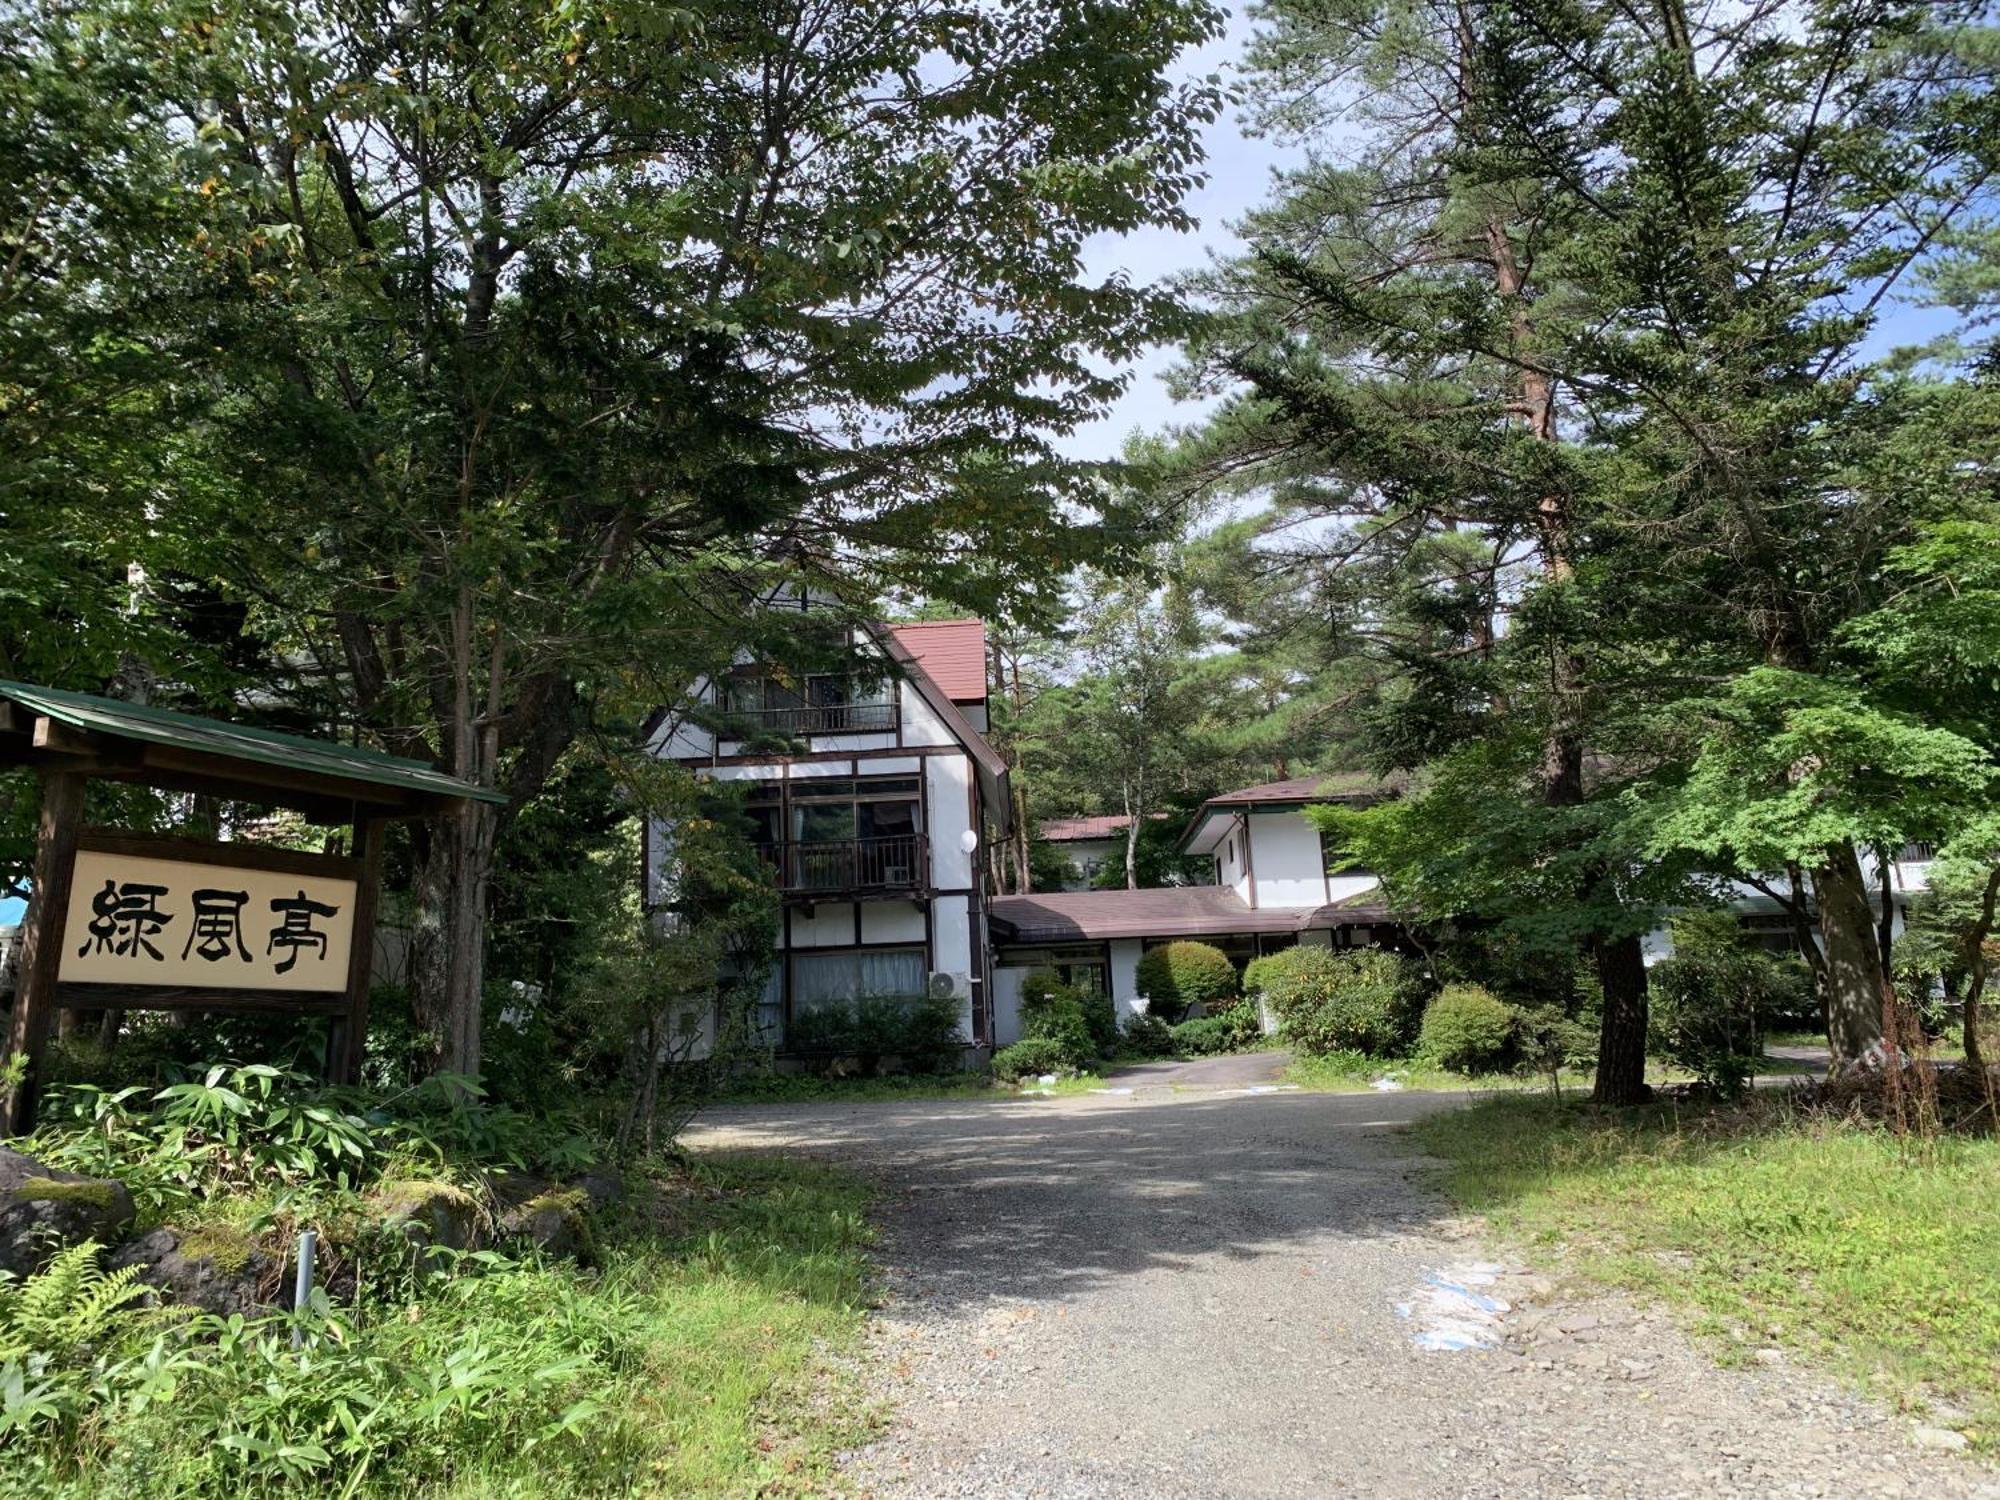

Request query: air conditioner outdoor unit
[{"left": 927, "top": 971, "right": 970, "bottom": 1001}]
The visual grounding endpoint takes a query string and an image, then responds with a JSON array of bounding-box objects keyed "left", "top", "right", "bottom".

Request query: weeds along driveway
[{"left": 685, "top": 1088, "right": 1997, "bottom": 1500}]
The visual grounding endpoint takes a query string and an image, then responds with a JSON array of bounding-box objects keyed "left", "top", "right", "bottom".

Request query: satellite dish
[{"left": 958, "top": 829, "right": 980, "bottom": 855}]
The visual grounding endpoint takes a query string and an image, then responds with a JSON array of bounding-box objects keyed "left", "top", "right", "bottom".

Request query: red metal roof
[
  {"left": 1038, "top": 814, "right": 1134, "bottom": 842},
  {"left": 886, "top": 620, "right": 988, "bottom": 703}
]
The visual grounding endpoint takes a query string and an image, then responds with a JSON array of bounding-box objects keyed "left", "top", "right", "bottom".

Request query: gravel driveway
[{"left": 686, "top": 1084, "right": 1995, "bottom": 1500}]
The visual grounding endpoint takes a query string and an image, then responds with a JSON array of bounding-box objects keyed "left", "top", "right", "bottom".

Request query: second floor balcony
[
  {"left": 756, "top": 833, "right": 929, "bottom": 897},
  {"left": 722, "top": 699, "right": 897, "bottom": 739}
]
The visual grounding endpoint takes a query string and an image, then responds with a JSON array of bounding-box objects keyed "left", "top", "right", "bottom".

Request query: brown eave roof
[
  {"left": 989, "top": 886, "right": 1391, "bottom": 943},
  {"left": 1205, "top": 771, "right": 1399, "bottom": 807}
]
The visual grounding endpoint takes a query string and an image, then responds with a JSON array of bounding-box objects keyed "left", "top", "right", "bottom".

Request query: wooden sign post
[{"left": 1, "top": 682, "right": 498, "bottom": 1133}]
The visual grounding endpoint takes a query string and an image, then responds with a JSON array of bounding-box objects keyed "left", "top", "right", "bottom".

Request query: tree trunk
[
  {"left": 1954, "top": 866, "right": 1999, "bottom": 1071},
  {"left": 1810, "top": 840, "right": 1890, "bottom": 1070},
  {"left": 1007, "top": 651, "right": 1033, "bottom": 894},
  {"left": 1474, "top": 107, "right": 1657, "bottom": 1103},
  {"left": 408, "top": 801, "right": 499, "bottom": 1077},
  {"left": 1591, "top": 931, "right": 1652, "bottom": 1105},
  {"left": 1123, "top": 784, "right": 1141, "bottom": 891},
  {"left": 1011, "top": 776, "right": 1032, "bottom": 894},
  {"left": 1874, "top": 843, "right": 1895, "bottom": 975}
]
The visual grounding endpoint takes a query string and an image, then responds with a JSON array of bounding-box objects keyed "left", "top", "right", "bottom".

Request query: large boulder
[
  {"left": 109, "top": 1226, "right": 278, "bottom": 1317},
  {"left": 493, "top": 1170, "right": 622, "bottom": 1263},
  {"left": 365, "top": 1179, "right": 485, "bottom": 1254},
  {"left": 1, "top": 1146, "right": 135, "bottom": 1276}
]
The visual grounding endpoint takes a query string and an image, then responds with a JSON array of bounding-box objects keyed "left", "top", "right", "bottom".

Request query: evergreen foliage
[
  {"left": 1418, "top": 986, "right": 1520, "bottom": 1077},
  {"left": 1261, "top": 947, "right": 1419, "bottom": 1058},
  {"left": 1133, "top": 941, "right": 1239, "bottom": 1021}
]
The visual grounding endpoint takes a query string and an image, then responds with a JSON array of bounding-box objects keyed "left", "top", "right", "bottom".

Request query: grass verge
[
  {"left": 1283, "top": 1051, "right": 1593, "bottom": 1095},
  {"left": 1414, "top": 1095, "right": 2000, "bottom": 1441},
  {"left": 1284, "top": 1051, "right": 1817, "bottom": 1094},
  {"left": 2, "top": 1149, "right": 878, "bottom": 1498}
]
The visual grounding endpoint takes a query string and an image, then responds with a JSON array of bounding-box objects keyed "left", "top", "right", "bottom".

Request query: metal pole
[{"left": 290, "top": 1229, "right": 318, "bottom": 1347}]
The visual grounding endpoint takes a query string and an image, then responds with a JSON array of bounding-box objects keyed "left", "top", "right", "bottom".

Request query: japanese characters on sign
[{"left": 59, "top": 848, "right": 357, "bottom": 992}]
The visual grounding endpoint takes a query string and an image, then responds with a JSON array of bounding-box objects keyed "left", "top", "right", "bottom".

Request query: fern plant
[{"left": 0, "top": 1242, "right": 150, "bottom": 1367}]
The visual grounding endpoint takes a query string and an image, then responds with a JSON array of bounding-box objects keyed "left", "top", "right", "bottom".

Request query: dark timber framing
[{"left": 1, "top": 681, "right": 496, "bottom": 1132}]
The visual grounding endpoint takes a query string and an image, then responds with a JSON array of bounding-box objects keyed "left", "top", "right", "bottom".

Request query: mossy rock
[
  {"left": 15, "top": 1176, "right": 123, "bottom": 1211},
  {"left": 1, "top": 1147, "right": 135, "bottom": 1276},
  {"left": 495, "top": 1174, "right": 619, "bottom": 1263},
  {"left": 110, "top": 1225, "right": 277, "bottom": 1317},
  {"left": 177, "top": 1224, "right": 258, "bottom": 1276},
  {"left": 366, "top": 1178, "right": 486, "bottom": 1253}
]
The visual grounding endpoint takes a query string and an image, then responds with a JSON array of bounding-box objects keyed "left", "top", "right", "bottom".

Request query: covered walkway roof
[{"left": 989, "top": 886, "right": 1392, "bottom": 944}]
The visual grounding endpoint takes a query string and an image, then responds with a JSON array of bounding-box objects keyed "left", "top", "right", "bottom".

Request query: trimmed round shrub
[
  {"left": 1120, "top": 1010, "right": 1175, "bottom": 1058},
  {"left": 1242, "top": 951, "right": 1290, "bottom": 1001},
  {"left": 1419, "top": 985, "right": 1519, "bottom": 1075},
  {"left": 1263, "top": 947, "right": 1416, "bottom": 1057},
  {"left": 993, "top": 1037, "right": 1077, "bottom": 1083},
  {"left": 1171, "top": 1007, "right": 1262, "bottom": 1057},
  {"left": 1021, "top": 994, "right": 1094, "bottom": 1068},
  {"left": 1135, "top": 941, "right": 1238, "bottom": 1021}
]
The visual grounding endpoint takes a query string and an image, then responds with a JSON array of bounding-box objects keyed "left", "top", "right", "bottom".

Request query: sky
[
  {"left": 1058, "top": 6, "right": 1304, "bottom": 464},
  {"left": 1057, "top": 4, "right": 1966, "bottom": 467}
]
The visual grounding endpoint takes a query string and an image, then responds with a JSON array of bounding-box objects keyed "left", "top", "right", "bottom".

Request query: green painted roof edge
[{"left": 0, "top": 680, "right": 506, "bottom": 805}]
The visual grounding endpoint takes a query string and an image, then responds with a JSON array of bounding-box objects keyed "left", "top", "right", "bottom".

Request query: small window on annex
[
  {"left": 791, "top": 947, "right": 928, "bottom": 1011},
  {"left": 1002, "top": 944, "right": 1108, "bottom": 996}
]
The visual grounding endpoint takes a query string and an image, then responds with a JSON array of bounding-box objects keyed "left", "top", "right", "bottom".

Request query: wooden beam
[
  {"left": 333, "top": 816, "right": 384, "bottom": 1084},
  {"left": 78, "top": 828, "right": 363, "bottom": 882},
  {"left": 52, "top": 983, "right": 349, "bottom": 1013},
  {"left": 30, "top": 717, "right": 122, "bottom": 759},
  {"left": 138, "top": 744, "right": 415, "bottom": 813},
  {"left": 5, "top": 770, "right": 86, "bottom": 1134}
]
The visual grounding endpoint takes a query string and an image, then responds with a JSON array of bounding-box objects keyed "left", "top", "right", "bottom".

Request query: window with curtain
[{"left": 791, "top": 947, "right": 927, "bottom": 1010}]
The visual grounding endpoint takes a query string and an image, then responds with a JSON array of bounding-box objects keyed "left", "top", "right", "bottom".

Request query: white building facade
[
  {"left": 646, "top": 619, "right": 1010, "bottom": 1056},
  {"left": 989, "top": 776, "right": 1401, "bottom": 1045}
]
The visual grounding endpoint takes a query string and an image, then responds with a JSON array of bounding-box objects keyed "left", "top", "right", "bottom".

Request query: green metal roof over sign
[{"left": 0, "top": 680, "right": 506, "bottom": 806}]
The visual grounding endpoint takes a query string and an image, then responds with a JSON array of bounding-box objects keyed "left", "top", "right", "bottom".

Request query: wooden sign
[
  {"left": 61, "top": 836, "right": 358, "bottom": 994},
  {"left": 3, "top": 678, "right": 501, "bottom": 1134}
]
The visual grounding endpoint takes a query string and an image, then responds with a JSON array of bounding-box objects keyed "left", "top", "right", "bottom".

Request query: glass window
[
  {"left": 1058, "top": 962, "right": 1107, "bottom": 996},
  {"left": 791, "top": 779, "right": 856, "bottom": 800},
  {"left": 807, "top": 673, "right": 889, "bottom": 710},
  {"left": 725, "top": 674, "right": 803, "bottom": 717},
  {"left": 792, "top": 948, "right": 927, "bottom": 1010},
  {"left": 860, "top": 799, "right": 918, "bottom": 840},
  {"left": 795, "top": 799, "right": 857, "bottom": 844}
]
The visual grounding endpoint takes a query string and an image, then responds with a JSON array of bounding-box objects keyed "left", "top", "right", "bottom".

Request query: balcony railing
[
  {"left": 756, "top": 834, "right": 929, "bottom": 895},
  {"left": 721, "top": 700, "right": 896, "bottom": 738}
]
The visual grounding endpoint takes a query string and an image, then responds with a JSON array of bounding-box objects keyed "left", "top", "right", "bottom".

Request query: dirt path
[
  {"left": 1101, "top": 1048, "right": 1292, "bottom": 1090},
  {"left": 686, "top": 1088, "right": 1995, "bottom": 1500}
]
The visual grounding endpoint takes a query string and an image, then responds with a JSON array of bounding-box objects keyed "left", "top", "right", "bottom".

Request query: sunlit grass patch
[{"left": 1414, "top": 1096, "right": 2000, "bottom": 1440}]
